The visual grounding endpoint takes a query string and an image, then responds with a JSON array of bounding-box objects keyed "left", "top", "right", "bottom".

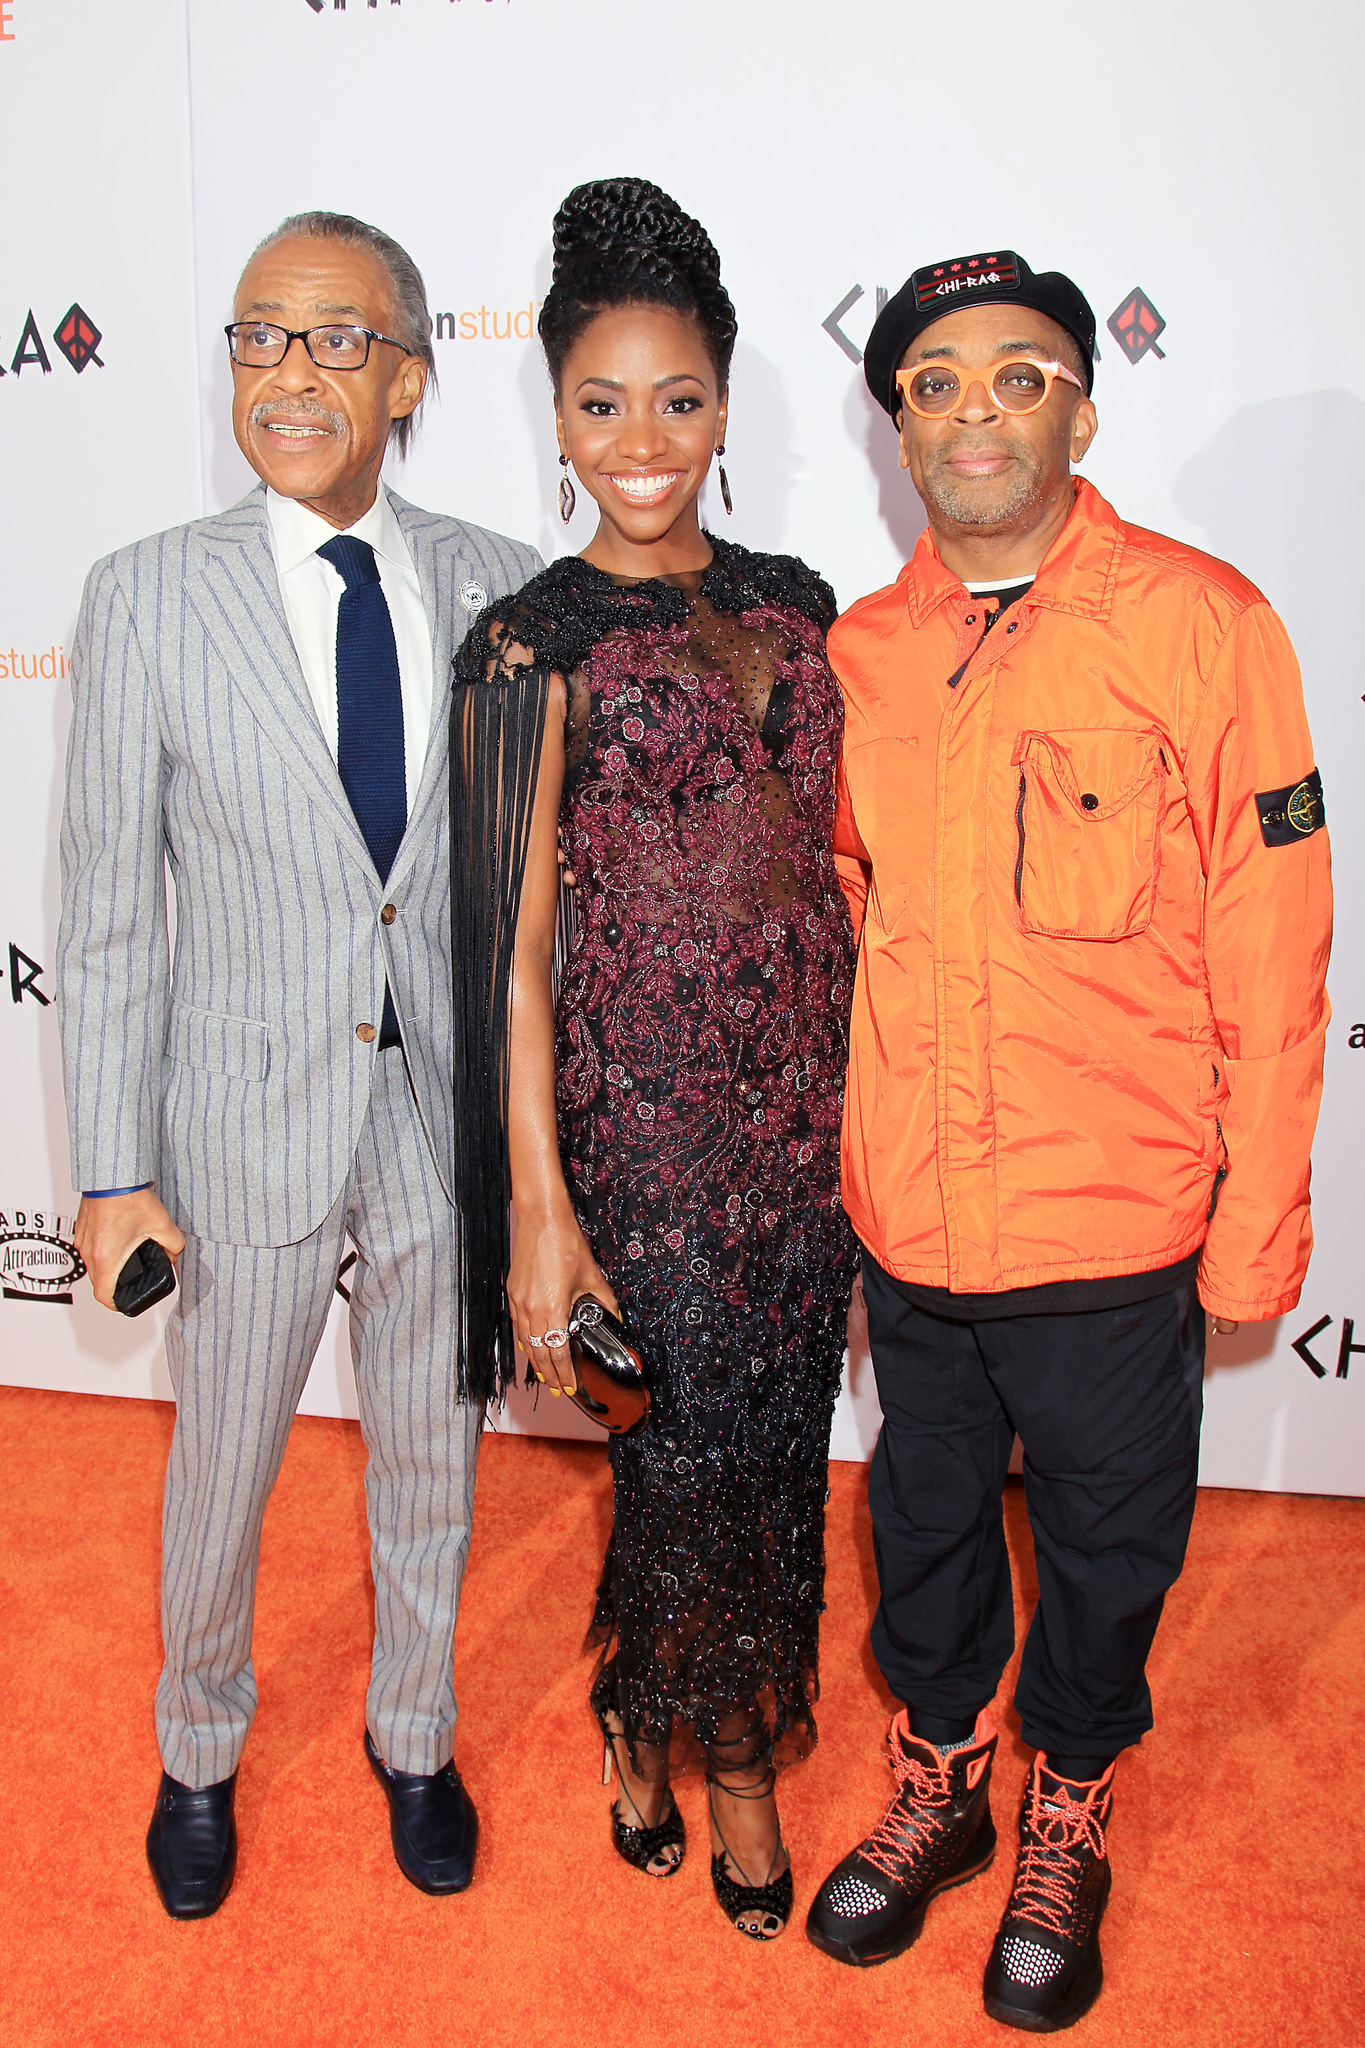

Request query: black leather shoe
[
  {"left": 145, "top": 1768, "right": 238, "bottom": 1919},
  {"left": 364, "top": 1728, "right": 478, "bottom": 1894}
]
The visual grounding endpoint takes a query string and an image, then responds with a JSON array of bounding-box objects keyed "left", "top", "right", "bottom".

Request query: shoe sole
[
  {"left": 155, "top": 1887, "right": 233, "bottom": 1919},
  {"left": 392, "top": 1854, "right": 475, "bottom": 1897},
  {"left": 805, "top": 1844, "right": 996, "bottom": 1969},
  {"left": 983, "top": 1959, "right": 1103, "bottom": 2034}
]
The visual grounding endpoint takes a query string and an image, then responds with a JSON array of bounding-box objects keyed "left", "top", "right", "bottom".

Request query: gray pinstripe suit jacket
[{"left": 57, "top": 483, "right": 542, "bottom": 1248}]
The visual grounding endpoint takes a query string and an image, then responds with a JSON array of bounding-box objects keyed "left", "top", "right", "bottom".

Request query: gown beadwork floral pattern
[{"left": 456, "top": 537, "right": 858, "bottom": 1776}]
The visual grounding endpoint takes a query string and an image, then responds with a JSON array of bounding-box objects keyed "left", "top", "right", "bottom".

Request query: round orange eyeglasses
[{"left": 896, "top": 356, "right": 1084, "bottom": 419}]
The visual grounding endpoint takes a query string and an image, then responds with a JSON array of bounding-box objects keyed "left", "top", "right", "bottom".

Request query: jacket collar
[{"left": 904, "top": 478, "right": 1126, "bottom": 628}]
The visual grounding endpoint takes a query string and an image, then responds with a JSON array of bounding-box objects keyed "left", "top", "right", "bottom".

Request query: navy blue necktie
[{"left": 318, "top": 534, "right": 406, "bottom": 1045}]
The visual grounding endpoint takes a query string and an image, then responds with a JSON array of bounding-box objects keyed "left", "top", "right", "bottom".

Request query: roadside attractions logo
[
  {"left": 0, "top": 303, "right": 104, "bottom": 378},
  {"left": 0, "top": 1210, "right": 84, "bottom": 1304}
]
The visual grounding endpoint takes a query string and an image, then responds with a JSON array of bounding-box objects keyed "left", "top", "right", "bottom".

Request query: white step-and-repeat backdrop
[{"left": 2, "top": 0, "right": 1361, "bottom": 1490}]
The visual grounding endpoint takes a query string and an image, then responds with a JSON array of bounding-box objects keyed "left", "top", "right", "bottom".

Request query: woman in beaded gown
[{"left": 450, "top": 180, "right": 857, "bottom": 1941}]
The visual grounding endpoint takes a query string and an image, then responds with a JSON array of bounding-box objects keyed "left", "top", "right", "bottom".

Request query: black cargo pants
[{"left": 861, "top": 1253, "right": 1205, "bottom": 1760}]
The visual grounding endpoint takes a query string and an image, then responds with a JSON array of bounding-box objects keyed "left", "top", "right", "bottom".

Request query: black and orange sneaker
[
  {"left": 982, "top": 1756, "right": 1116, "bottom": 2033},
  {"left": 806, "top": 1709, "right": 997, "bottom": 1967}
]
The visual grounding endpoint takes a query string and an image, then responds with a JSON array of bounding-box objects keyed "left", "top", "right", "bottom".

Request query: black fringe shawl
[
  {"left": 447, "top": 537, "right": 837, "bottom": 1406},
  {"left": 450, "top": 625, "right": 549, "bottom": 1406}
]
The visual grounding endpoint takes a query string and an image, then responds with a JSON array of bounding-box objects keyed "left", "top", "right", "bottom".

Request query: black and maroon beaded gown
[{"left": 451, "top": 536, "right": 858, "bottom": 1779}]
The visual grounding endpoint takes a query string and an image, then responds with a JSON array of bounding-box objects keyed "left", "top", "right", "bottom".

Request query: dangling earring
[
  {"left": 715, "top": 444, "right": 733, "bottom": 517},
  {"left": 558, "top": 453, "right": 576, "bottom": 525}
]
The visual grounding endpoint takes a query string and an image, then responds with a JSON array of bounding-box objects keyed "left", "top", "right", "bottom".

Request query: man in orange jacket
[{"left": 805, "top": 253, "right": 1331, "bottom": 2031}]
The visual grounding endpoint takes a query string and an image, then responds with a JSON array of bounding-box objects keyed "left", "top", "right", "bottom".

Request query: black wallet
[
  {"left": 113, "top": 1239, "right": 177, "bottom": 1318},
  {"left": 566, "top": 1296, "right": 649, "bottom": 1436}
]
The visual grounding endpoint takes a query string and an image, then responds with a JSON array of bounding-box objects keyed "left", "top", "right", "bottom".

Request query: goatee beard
[{"left": 919, "top": 441, "right": 1044, "bottom": 531}]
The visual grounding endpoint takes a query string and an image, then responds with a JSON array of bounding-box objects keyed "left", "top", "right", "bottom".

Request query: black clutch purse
[
  {"left": 113, "top": 1239, "right": 177, "bottom": 1318},
  {"left": 566, "top": 1295, "right": 649, "bottom": 1436}
]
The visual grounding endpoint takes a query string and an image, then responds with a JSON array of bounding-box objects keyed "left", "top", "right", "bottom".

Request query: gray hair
[{"left": 247, "top": 211, "right": 438, "bottom": 457}]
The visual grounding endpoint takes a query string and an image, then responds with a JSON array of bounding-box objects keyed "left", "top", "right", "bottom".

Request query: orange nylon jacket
[{"left": 830, "top": 479, "right": 1331, "bottom": 1323}]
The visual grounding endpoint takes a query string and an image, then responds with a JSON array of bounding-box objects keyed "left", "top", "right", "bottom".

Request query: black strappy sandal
[
  {"left": 598, "top": 1716, "right": 686, "bottom": 1879},
  {"left": 707, "top": 1776, "right": 793, "bottom": 1940}
]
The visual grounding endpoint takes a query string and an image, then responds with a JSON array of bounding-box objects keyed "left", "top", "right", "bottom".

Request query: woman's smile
[{"left": 601, "top": 470, "right": 685, "bottom": 506}]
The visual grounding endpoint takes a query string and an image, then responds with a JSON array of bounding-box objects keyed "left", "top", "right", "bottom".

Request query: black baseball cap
[{"left": 864, "top": 251, "right": 1097, "bottom": 417}]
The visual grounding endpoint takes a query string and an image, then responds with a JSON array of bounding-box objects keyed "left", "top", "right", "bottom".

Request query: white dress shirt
[{"left": 265, "top": 485, "right": 434, "bottom": 814}]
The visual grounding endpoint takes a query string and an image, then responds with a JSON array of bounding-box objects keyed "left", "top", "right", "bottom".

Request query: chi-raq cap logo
[{"left": 912, "top": 253, "right": 1021, "bottom": 310}]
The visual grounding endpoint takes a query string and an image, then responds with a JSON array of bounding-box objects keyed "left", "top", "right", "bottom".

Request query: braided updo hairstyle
[{"left": 538, "top": 177, "right": 737, "bottom": 390}]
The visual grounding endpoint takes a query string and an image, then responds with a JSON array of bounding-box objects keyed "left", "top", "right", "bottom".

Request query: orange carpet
[{"left": 1, "top": 1385, "right": 1362, "bottom": 2048}]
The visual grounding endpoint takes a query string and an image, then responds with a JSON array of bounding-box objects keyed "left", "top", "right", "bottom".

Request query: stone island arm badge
[{"left": 1256, "top": 768, "right": 1325, "bottom": 847}]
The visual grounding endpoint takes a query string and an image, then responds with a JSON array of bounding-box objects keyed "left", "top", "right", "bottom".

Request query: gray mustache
[{"left": 249, "top": 401, "right": 345, "bottom": 433}]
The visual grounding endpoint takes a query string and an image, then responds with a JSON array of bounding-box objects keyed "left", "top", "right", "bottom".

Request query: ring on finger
[
  {"left": 542, "top": 1327, "right": 570, "bottom": 1348},
  {"left": 526, "top": 1334, "right": 547, "bottom": 1348}
]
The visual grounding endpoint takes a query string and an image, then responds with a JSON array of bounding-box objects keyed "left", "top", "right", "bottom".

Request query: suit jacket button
[
  {"left": 380, "top": 903, "right": 397, "bottom": 926},
  {"left": 356, "top": 1023, "right": 377, "bottom": 1043}
]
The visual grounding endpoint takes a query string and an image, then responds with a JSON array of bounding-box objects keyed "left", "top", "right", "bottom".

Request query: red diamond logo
[
  {"left": 1106, "top": 286, "right": 1166, "bottom": 364},
  {"left": 53, "top": 303, "right": 104, "bottom": 373}
]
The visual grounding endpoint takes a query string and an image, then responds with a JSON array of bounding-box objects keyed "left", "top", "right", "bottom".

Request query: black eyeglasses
[{"left": 224, "top": 322, "right": 410, "bottom": 371}]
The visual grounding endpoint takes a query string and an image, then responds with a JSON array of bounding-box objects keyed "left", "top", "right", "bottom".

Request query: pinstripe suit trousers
[{"left": 155, "top": 1048, "right": 480, "bottom": 1787}]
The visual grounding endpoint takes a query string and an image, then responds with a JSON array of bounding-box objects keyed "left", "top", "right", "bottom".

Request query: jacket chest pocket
[{"left": 1010, "top": 728, "right": 1167, "bottom": 941}]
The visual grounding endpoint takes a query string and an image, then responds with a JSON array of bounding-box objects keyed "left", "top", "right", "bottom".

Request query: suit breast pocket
[
  {"left": 1010, "top": 728, "right": 1167, "bottom": 941},
  {"left": 166, "top": 1001, "right": 270, "bottom": 1082}
]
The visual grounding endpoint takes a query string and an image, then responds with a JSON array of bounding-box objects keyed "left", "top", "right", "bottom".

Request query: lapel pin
[{"left": 459, "top": 579, "right": 488, "bottom": 616}]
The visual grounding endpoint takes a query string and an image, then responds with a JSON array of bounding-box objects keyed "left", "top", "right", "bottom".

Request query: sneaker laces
[
  {"left": 859, "top": 1734, "right": 955, "bottom": 1886},
  {"left": 1009, "top": 1776, "right": 1108, "bottom": 1941}
]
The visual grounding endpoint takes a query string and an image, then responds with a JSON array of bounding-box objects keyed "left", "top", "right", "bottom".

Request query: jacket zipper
[
  {"left": 1013, "top": 770, "right": 1027, "bottom": 904},
  {"left": 1206, "top": 1161, "right": 1228, "bottom": 1222}
]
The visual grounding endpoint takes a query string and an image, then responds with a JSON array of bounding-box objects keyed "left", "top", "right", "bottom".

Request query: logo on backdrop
[
  {"left": 1293, "top": 1314, "right": 1364, "bottom": 1380},
  {"left": 0, "top": 304, "right": 104, "bottom": 378},
  {"left": 301, "top": 2, "right": 484, "bottom": 11},
  {"left": 1, "top": 0, "right": 15, "bottom": 43},
  {"left": 1106, "top": 287, "right": 1166, "bottom": 364},
  {"left": 435, "top": 303, "right": 540, "bottom": 341},
  {"left": 822, "top": 280, "right": 1171, "bottom": 370},
  {"left": 822, "top": 285, "right": 889, "bottom": 366},
  {"left": 7, "top": 942, "right": 49, "bottom": 1006},
  {"left": 0, "top": 644, "right": 66, "bottom": 682},
  {"left": 0, "top": 1212, "right": 84, "bottom": 1304}
]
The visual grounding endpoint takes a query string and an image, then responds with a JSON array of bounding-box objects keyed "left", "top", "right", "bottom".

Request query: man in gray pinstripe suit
[{"left": 56, "top": 213, "right": 541, "bottom": 1918}]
